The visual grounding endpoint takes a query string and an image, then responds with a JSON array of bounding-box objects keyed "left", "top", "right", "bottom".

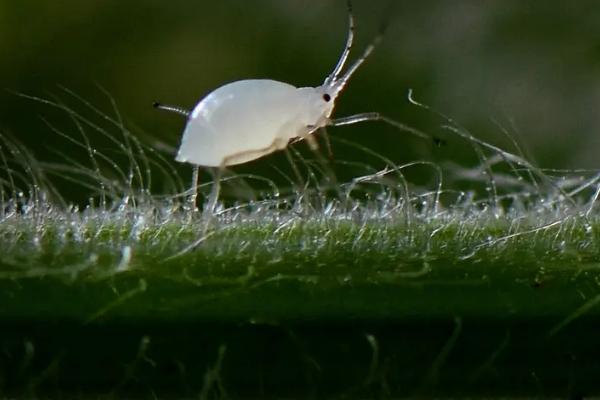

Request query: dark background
[
  {"left": 2, "top": 4, "right": 600, "bottom": 397},
  {"left": 2, "top": 0, "right": 600, "bottom": 199}
]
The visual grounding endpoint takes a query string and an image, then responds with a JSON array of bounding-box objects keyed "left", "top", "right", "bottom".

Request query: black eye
[{"left": 322, "top": 93, "right": 331, "bottom": 102}]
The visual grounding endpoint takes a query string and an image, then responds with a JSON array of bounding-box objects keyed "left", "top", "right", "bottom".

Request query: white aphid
[
  {"left": 176, "top": 80, "right": 335, "bottom": 167},
  {"left": 156, "top": 1, "right": 422, "bottom": 209}
]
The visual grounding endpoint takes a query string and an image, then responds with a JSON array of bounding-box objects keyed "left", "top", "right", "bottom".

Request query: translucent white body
[
  {"left": 176, "top": 80, "right": 334, "bottom": 167},
  {"left": 159, "top": 3, "right": 413, "bottom": 211}
]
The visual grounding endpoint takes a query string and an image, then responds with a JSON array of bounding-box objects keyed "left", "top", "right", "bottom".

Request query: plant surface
[{"left": 1, "top": 92, "right": 599, "bottom": 398}]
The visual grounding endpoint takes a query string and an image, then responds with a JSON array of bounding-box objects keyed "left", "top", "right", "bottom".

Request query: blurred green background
[
  {"left": 2, "top": 4, "right": 600, "bottom": 396},
  {"left": 1, "top": 0, "right": 600, "bottom": 199}
]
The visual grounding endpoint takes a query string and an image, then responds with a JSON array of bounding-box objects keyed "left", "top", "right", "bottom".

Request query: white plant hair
[{"left": 0, "top": 88, "right": 598, "bottom": 279}]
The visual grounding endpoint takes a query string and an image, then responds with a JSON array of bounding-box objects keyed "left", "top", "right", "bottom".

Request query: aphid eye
[{"left": 322, "top": 93, "right": 331, "bottom": 102}]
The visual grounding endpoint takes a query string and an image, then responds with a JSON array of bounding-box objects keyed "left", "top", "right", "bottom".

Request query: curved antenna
[
  {"left": 332, "top": 29, "right": 384, "bottom": 94},
  {"left": 324, "top": 0, "right": 355, "bottom": 85}
]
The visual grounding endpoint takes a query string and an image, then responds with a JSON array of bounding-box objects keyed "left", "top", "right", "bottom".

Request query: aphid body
[
  {"left": 156, "top": 0, "right": 383, "bottom": 170},
  {"left": 176, "top": 81, "right": 334, "bottom": 167},
  {"left": 155, "top": 1, "right": 422, "bottom": 210}
]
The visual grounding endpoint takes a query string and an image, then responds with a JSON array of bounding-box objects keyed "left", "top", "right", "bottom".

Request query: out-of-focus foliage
[{"left": 2, "top": 0, "right": 600, "bottom": 201}]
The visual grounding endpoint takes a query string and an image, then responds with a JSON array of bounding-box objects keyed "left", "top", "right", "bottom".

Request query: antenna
[{"left": 324, "top": 0, "right": 355, "bottom": 85}]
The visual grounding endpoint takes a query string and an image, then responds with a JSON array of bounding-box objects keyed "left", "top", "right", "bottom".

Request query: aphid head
[
  {"left": 320, "top": 0, "right": 383, "bottom": 103},
  {"left": 296, "top": 85, "right": 336, "bottom": 125}
]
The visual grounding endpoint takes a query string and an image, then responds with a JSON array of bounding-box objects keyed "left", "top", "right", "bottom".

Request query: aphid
[{"left": 156, "top": 1, "right": 426, "bottom": 211}]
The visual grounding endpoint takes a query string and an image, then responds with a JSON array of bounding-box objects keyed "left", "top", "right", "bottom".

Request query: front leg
[{"left": 328, "top": 112, "right": 431, "bottom": 141}]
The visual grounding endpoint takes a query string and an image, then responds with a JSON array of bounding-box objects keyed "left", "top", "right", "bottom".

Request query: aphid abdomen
[{"left": 176, "top": 79, "right": 305, "bottom": 167}]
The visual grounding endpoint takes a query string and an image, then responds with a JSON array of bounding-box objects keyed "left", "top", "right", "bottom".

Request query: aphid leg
[
  {"left": 301, "top": 130, "right": 338, "bottom": 192},
  {"left": 152, "top": 101, "right": 191, "bottom": 118},
  {"left": 189, "top": 165, "right": 200, "bottom": 212},
  {"left": 321, "top": 126, "right": 334, "bottom": 160},
  {"left": 304, "top": 133, "right": 319, "bottom": 152},
  {"left": 318, "top": 127, "right": 341, "bottom": 194},
  {"left": 328, "top": 112, "right": 432, "bottom": 142},
  {"left": 205, "top": 167, "right": 223, "bottom": 216},
  {"left": 285, "top": 149, "right": 305, "bottom": 189},
  {"left": 202, "top": 138, "right": 286, "bottom": 215}
]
